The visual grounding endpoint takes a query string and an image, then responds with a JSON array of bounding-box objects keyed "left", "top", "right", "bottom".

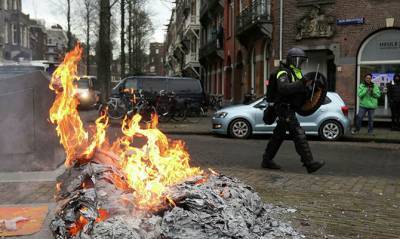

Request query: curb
[
  {"left": 164, "top": 130, "right": 400, "bottom": 144},
  {"left": 162, "top": 131, "right": 212, "bottom": 136},
  {"left": 342, "top": 136, "right": 400, "bottom": 144}
]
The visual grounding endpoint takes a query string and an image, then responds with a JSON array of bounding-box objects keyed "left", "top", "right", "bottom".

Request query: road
[
  {"left": 1, "top": 119, "right": 399, "bottom": 238},
  {"left": 169, "top": 134, "right": 400, "bottom": 179}
]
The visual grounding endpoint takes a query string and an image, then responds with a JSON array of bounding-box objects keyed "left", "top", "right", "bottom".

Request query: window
[
  {"left": 77, "top": 79, "right": 90, "bottom": 89},
  {"left": 323, "top": 96, "right": 332, "bottom": 105},
  {"left": 12, "top": 24, "right": 17, "bottom": 45},
  {"left": 48, "top": 38, "right": 52, "bottom": 44},
  {"left": 168, "top": 79, "right": 202, "bottom": 94},
  {"left": 156, "top": 49, "right": 159, "bottom": 54},
  {"left": 26, "top": 27, "right": 29, "bottom": 48},
  {"left": 20, "top": 26, "right": 24, "bottom": 47},
  {"left": 4, "top": 24, "right": 8, "bottom": 44},
  {"left": 124, "top": 78, "right": 138, "bottom": 90},
  {"left": 228, "top": 1, "right": 233, "bottom": 37},
  {"left": 141, "top": 78, "right": 167, "bottom": 93},
  {"left": 150, "top": 66, "right": 156, "bottom": 73}
]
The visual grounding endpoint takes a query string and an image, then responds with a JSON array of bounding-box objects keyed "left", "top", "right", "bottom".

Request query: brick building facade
[
  {"left": 170, "top": 0, "right": 400, "bottom": 113},
  {"left": 147, "top": 42, "right": 165, "bottom": 75},
  {"left": 164, "top": 0, "right": 201, "bottom": 79},
  {"left": 227, "top": 0, "right": 272, "bottom": 102},
  {"left": 0, "top": 0, "right": 32, "bottom": 61},
  {"left": 273, "top": 0, "right": 400, "bottom": 118},
  {"left": 199, "top": 0, "right": 224, "bottom": 96},
  {"left": 29, "top": 19, "right": 47, "bottom": 60}
]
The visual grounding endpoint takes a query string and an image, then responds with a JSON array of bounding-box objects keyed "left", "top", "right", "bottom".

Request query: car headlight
[
  {"left": 80, "top": 91, "right": 90, "bottom": 99},
  {"left": 215, "top": 112, "right": 228, "bottom": 118}
]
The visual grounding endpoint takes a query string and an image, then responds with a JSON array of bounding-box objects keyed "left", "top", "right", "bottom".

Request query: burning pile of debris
[
  {"left": 50, "top": 157, "right": 301, "bottom": 238},
  {"left": 48, "top": 45, "right": 303, "bottom": 239}
]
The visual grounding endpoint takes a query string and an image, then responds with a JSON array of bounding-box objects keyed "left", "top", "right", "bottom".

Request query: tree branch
[{"left": 110, "top": 0, "right": 119, "bottom": 9}]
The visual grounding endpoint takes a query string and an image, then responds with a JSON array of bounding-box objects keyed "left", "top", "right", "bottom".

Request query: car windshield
[{"left": 77, "top": 79, "right": 90, "bottom": 89}]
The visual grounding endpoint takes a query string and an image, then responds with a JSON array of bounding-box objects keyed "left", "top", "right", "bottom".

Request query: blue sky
[{"left": 21, "top": 0, "right": 172, "bottom": 43}]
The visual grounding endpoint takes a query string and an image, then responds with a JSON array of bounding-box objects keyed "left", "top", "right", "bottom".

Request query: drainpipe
[
  {"left": 279, "top": 0, "right": 283, "bottom": 61},
  {"left": 232, "top": 0, "right": 236, "bottom": 102}
]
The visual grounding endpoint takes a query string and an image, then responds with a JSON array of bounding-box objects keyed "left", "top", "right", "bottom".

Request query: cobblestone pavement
[
  {"left": 218, "top": 167, "right": 400, "bottom": 239},
  {"left": 1, "top": 167, "right": 399, "bottom": 238},
  {"left": 0, "top": 111, "right": 399, "bottom": 238}
]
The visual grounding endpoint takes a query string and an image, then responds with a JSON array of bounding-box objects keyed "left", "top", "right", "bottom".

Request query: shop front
[{"left": 357, "top": 28, "right": 400, "bottom": 118}]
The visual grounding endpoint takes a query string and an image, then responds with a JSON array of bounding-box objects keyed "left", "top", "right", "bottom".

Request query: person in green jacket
[{"left": 352, "top": 73, "right": 381, "bottom": 134}]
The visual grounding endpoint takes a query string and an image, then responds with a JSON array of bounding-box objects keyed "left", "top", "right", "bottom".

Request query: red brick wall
[{"left": 271, "top": 0, "right": 400, "bottom": 108}]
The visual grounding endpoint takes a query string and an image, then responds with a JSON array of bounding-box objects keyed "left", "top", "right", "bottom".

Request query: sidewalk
[
  {"left": 80, "top": 109, "right": 400, "bottom": 143},
  {"left": 159, "top": 117, "right": 400, "bottom": 143}
]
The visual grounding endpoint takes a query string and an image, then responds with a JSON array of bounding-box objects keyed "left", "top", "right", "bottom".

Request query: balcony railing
[
  {"left": 185, "top": 14, "right": 199, "bottom": 30},
  {"left": 236, "top": 0, "right": 271, "bottom": 34},
  {"left": 199, "top": 35, "right": 223, "bottom": 60},
  {"left": 200, "top": 0, "right": 223, "bottom": 21},
  {"left": 185, "top": 51, "right": 199, "bottom": 65}
]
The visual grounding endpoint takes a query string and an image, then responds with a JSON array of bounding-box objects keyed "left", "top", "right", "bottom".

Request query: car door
[
  {"left": 296, "top": 96, "right": 332, "bottom": 132},
  {"left": 253, "top": 99, "right": 277, "bottom": 133}
]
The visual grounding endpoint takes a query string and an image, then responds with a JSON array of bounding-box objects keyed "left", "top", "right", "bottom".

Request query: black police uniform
[
  {"left": 388, "top": 77, "right": 400, "bottom": 130},
  {"left": 261, "top": 48, "right": 324, "bottom": 173}
]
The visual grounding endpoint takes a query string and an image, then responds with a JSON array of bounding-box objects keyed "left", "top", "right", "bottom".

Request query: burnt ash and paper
[{"left": 50, "top": 150, "right": 302, "bottom": 239}]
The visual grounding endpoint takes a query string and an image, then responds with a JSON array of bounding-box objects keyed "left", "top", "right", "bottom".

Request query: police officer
[
  {"left": 261, "top": 48, "right": 325, "bottom": 174},
  {"left": 388, "top": 73, "right": 400, "bottom": 130}
]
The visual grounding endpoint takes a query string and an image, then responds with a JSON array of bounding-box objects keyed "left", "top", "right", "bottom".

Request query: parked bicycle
[
  {"left": 243, "top": 92, "right": 257, "bottom": 104},
  {"left": 209, "top": 94, "right": 224, "bottom": 111},
  {"left": 155, "top": 90, "right": 188, "bottom": 123},
  {"left": 99, "top": 89, "right": 155, "bottom": 123}
]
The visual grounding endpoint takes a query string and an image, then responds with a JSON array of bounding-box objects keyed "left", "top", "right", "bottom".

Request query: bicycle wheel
[
  {"left": 200, "top": 106, "right": 208, "bottom": 117},
  {"left": 156, "top": 104, "right": 172, "bottom": 123},
  {"left": 172, "top": 108, "right": 187, "bottom": 122},
  {"left": 107, "top": 100, "right": 125, "bottom": 120}
]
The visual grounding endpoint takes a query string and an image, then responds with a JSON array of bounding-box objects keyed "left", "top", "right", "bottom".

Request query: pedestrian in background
[
  {"left": 352, "top": 73, "right": 381, "bottom": 135},
  {"left": 388, "top": 73, "right": 400, "bottom": 130}
]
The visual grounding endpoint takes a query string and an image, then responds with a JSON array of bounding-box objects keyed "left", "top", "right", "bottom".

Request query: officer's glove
[{"left": 303, "top": 80, "right": 314, "bottom": 98}]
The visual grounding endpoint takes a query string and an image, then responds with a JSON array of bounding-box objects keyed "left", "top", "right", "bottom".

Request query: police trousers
[{"left": 263, "top": 104, "right": 313, "bottom": 164}]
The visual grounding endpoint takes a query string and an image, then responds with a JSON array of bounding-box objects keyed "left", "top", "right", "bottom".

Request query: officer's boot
[
  {"left": 303, "top": 160, "right": 325, "bottom": 174},
  {"left": 261, "top": 159, "right": 282, "bottom": 170},
  {"left": 292, "top": 126, "right": 325, "bottom": 174},
  {"left": 261, "top": 122, "right": 286, "bottom": 170}
]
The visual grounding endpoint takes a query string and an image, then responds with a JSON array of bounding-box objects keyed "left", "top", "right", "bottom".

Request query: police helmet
[{"left": 286, "top": 48, "right": 308, "bottom": 68}]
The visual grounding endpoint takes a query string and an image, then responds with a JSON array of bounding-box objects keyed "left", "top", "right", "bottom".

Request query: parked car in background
[
  {"left": 75, "top": 76, "right": 100, "bottom": 109},
  {"left": 112, "top": 76, "right": 204, "bottom": 106},
  {"left": 212, "top": 92, "right": 350, "bottom": 141}
]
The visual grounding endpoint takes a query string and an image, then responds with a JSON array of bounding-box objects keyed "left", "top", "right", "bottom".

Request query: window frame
[{"left": 12, "top": 24, "right": 18, "bottom": 45}]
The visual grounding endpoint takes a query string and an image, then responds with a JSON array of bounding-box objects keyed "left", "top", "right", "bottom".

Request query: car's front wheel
[
  {"left": 229, "top": 119, "right": 252, "bottom": 139},
  {"left": 319, "top": 120, "right": 343, "bottom": 141}
]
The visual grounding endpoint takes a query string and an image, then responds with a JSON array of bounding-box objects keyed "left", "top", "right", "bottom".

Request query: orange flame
[
  {"left": 68, "top": 209, "right": 109, "bottom": 236},
  {"left": 49, "top": 44, "right": 109, "bottom": 166},
  {"left": 50, "top": 44, "right": 202, "bottom": 211},
  {"left": 68, "top": 215, "right": 88, "bottom": 236}
]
